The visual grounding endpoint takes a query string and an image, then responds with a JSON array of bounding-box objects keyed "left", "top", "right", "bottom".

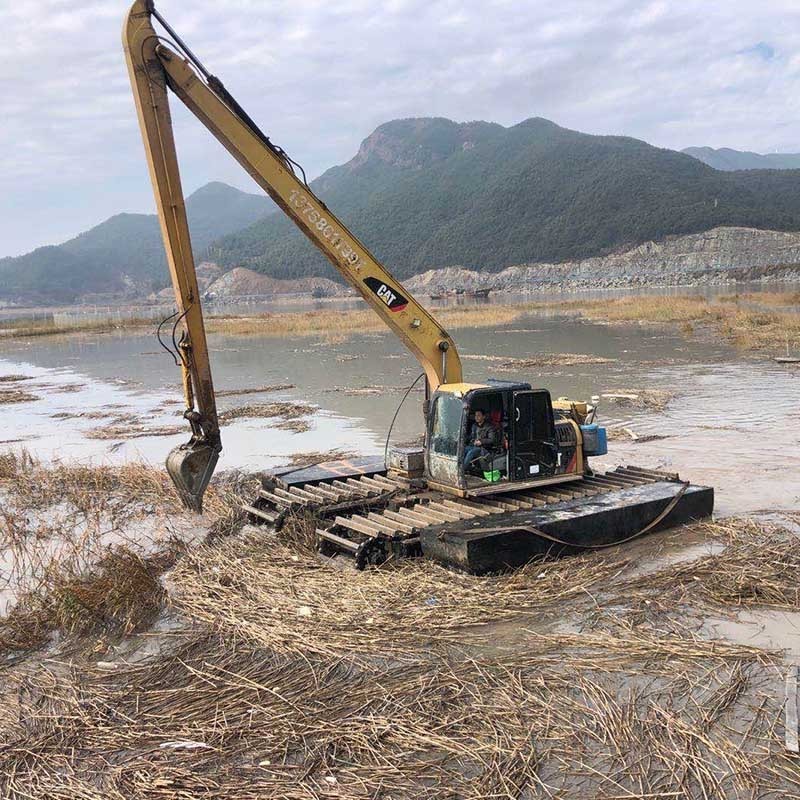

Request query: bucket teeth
[{"left": 166, "top": 440, "right": 220, "bottom": 512}]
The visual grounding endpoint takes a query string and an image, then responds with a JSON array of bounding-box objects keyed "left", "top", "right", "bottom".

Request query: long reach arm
[{"left": 123, "top": 1, "right": 462, "bottom": 510}]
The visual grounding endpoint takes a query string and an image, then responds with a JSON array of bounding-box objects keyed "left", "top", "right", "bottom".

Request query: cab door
[
  {"left": 425, "top": 391, "right": 465, "bottom": 489},
  {"left": 511, "top": 390, "right": 557, "bottom": 481}
]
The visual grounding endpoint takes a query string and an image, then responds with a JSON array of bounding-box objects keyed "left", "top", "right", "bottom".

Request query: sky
[{"left": 1, "top": 0, "right": 799, "bottom": 258}]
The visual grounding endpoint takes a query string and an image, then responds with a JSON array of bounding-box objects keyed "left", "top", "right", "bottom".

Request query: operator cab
[{"left": 425, "top": 380, "right": 592, "bottom": 498}]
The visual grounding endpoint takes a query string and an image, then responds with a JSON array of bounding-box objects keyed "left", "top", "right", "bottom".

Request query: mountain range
[
  {"left": 0, "top": 182, "right": 272, "bottom": 304},
  {"left": 216, "top": 118, "right": 800, "bottom": 281},
  {"left": 682, "top": 147, "right": 800, "bottom": 171},
  {"left": 2, "top": 119, "right": 800, "bottom": 304}
]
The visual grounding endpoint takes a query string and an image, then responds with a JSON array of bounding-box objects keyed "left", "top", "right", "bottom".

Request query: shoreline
[{"left": 1, "top": 288, "right": 797, "bottom": 355}]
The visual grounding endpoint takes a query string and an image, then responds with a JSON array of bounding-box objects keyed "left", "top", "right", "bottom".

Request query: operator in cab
[{"left": 463, "top": 408, "right": 498, "bottom": 473}]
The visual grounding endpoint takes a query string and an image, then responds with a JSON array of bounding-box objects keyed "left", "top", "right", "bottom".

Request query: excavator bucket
[{"left": 166, "top": 440, "right": 220, "bottom": 513}]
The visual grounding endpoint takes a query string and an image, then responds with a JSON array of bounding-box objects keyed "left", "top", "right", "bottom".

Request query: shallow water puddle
[
  {"left": 0, "top": 356, "right": 380, "bottom": 470},
  {"left": 701, "top": 608, "right": 800, "bottom": 660}
]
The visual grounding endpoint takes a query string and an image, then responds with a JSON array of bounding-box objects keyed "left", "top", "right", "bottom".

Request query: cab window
[{"left": 430, "top": 394, "right": 463, "bottom": 456}]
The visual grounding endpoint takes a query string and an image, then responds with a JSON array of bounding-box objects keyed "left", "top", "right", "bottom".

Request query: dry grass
[
  {"left": 76, "top": 403, "right": 316, "bottom": 440},
  {"left": 576, "top": 294, "right": 717, "bottom": 324},
  {"left": 543, "top": 294, "right": 800, "bottom": 352},
  {"left": 2, "top": 455, "right": 800, "bottom": 798},
  {"left": 0, "top": 453, "right": 254, "bottom": 656},
  {"left": 602, "top": 389, "right": 674, "bottom": 412},
  {"left": 2, "top": 628, "right": 794, "bottom": 800},
  {"left": 204, "top": 303, "right": 528, "bottom": 339},
  {"left": 325, "top": 383, "right": 424, "bottom": 396},
  {"left": 218, "top": 401, "right": 315, "bottom": 423},
  {"left": 464, "top": 352, "right": 615, "bottom": 369},
  {"left": 3, "top": 291, "right": 797, "bottom": 358},
  {"left": 0, "top": 389, "right": 40, "bottom": 404},
  {"left": 626, "top": 517, "right": 800, "bottom": 610},
  {"left": 720, "top": 291, "right": 800, "bottom": 307},
  {"left": 277, "top": 448, "right": 360, "bottom": 468},
  {"left": 0, "top": 316, "right": 154, "bottom": 339},
  {"left": 1, "top": 514, "right": 800, "bottom": 798},
  {"left": 0, "top": 450, "right": 178, "bottom": 515},
  {"left": 274, "top": 418, "right": 311, "bottom": 432},
  {"left": 85, "top": 421, "right": 185, "bottom": 440},
  {"left": 166, "top": 517, "right": 796, "bottom": 662},
  {"left": 215, "top": 383, "right": 296, "bottom": 396},
  {"left": 0, "top": 546, "right": 173, "bottom": 652}
]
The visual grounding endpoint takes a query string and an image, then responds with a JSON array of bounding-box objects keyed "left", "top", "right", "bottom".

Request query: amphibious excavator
[{"left": 123, "top": 2, "right": 713, "bottom": 572}]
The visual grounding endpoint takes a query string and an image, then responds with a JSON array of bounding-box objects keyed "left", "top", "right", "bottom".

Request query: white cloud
[{"left": 0, "top": 0, "right": 798, "bottom": 256}]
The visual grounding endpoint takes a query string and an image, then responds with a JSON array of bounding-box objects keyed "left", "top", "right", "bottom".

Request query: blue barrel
[{"left": 581, "top": 424, "right": 608, "bottom": 456}]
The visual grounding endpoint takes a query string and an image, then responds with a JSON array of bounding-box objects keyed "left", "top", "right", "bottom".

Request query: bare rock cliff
[{"left": 405, "top": 227, "right": 800, "bottom": 294}]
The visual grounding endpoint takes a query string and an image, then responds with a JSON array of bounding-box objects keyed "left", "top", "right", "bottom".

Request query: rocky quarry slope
[
  {"left": 150, "top": 266, "right": 347, "bottom": 301},
  {"left": 204, "top": 268, "right": 347, "bottom": 299},
  {"left": 405, "top": 227, "right": 800, "bottom": 294}
]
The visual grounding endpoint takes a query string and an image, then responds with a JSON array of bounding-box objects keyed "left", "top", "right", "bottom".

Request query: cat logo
[{"left": 363, "top": 276, "right": 409, "bottom": 312}]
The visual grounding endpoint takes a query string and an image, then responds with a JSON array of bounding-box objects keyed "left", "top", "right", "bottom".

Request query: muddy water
[{"left": 0, "top": 309, "right": 798, "bottom": 515}]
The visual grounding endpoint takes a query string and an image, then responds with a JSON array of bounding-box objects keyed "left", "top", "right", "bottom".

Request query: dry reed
[
  {"left": 204, "top": 304, "right": 529, "bottom": 339},
  {"left": 463, "top": 352, "right": 616, "bottom": 369},
  {"left": 1, "top": 456, "right": 800, "bottom": 798},
  {"left": 218, "top": 401, "right": 315, "bottom": 423},
  {"left": 0, "top": 389, "right": 40, "bottom": 404},
  {"left": 554, "top": 294, "right": 800, "bottom": 352},
  {"left": 625, "top": 517, "right": 800, "bottom": 610}
]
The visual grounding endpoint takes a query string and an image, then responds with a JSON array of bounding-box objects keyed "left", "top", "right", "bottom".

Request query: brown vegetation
[
  {"left": 0, "top": 389, "right": 40, "bottom": 404},
  {"left": 274, "top": 418, "right": 311, "bottom": 433},
  {"left": 627, "top": 517, "right": 800, "bottom": 610},
  {"left": 277, "top": 448, "right": 360, "bottom": 468},
  {"left": 548, "top": 294, "right": 800, "bottom": 352},
  {"left": 0, "top": 547, "right": 173, "bottom": 652},
  {"left": 74, "top": 402, "right": 316, "bottom": 441},
  {"left": 0, "top": 316, "right": 154, "bottom": 339},
  {"left": 464, "top": 352, "right": 616, "bottom": 369},
  {"left": 215, "top": 383, "right": 296, "bottom": 396},
  {"left": 85, "top": 421, "right": 185, "bottom": 440},
  {"left": 218, "top": 401, "right": 315, "bottom": 423},
  {"left": 2, "top": 453, "right": 800, "bottom": 798},
  {"left": 3, "top": 291, "right": 795, "bottom": 355},
  {"left": 204, "top": 303, "right": 529, "bottom": 339},
  {"left": 1, "top": 497, "right": 799, "bottom": 797},
  {"left": 602, "top": 388, "right": 674, "bottom": 412},
  {"left": 720, "top": 291, "right": 800, "bottom": 307},
  {"left": 0, "top": 453, "right": 253, "bottom": 657}
]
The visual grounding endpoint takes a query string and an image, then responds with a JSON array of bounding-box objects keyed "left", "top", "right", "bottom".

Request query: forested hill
[
  {"left": 214, "top": 117, "right": 800, "bottom": 281},
  {"left": 683, "top": 146, "right": 800, "bottom": 171},
  {"left": 0, "top": 182, "right": 272, "bottom": 304}
]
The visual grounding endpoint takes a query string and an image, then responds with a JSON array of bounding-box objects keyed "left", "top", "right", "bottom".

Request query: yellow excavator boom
[{"left": 122, "top": 1, "right": 462, "bottom": 510}]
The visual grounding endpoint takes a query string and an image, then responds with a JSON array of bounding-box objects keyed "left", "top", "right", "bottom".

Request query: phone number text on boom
[{"left": 289, "top": 190, "right": 361, "bottom": 267}]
